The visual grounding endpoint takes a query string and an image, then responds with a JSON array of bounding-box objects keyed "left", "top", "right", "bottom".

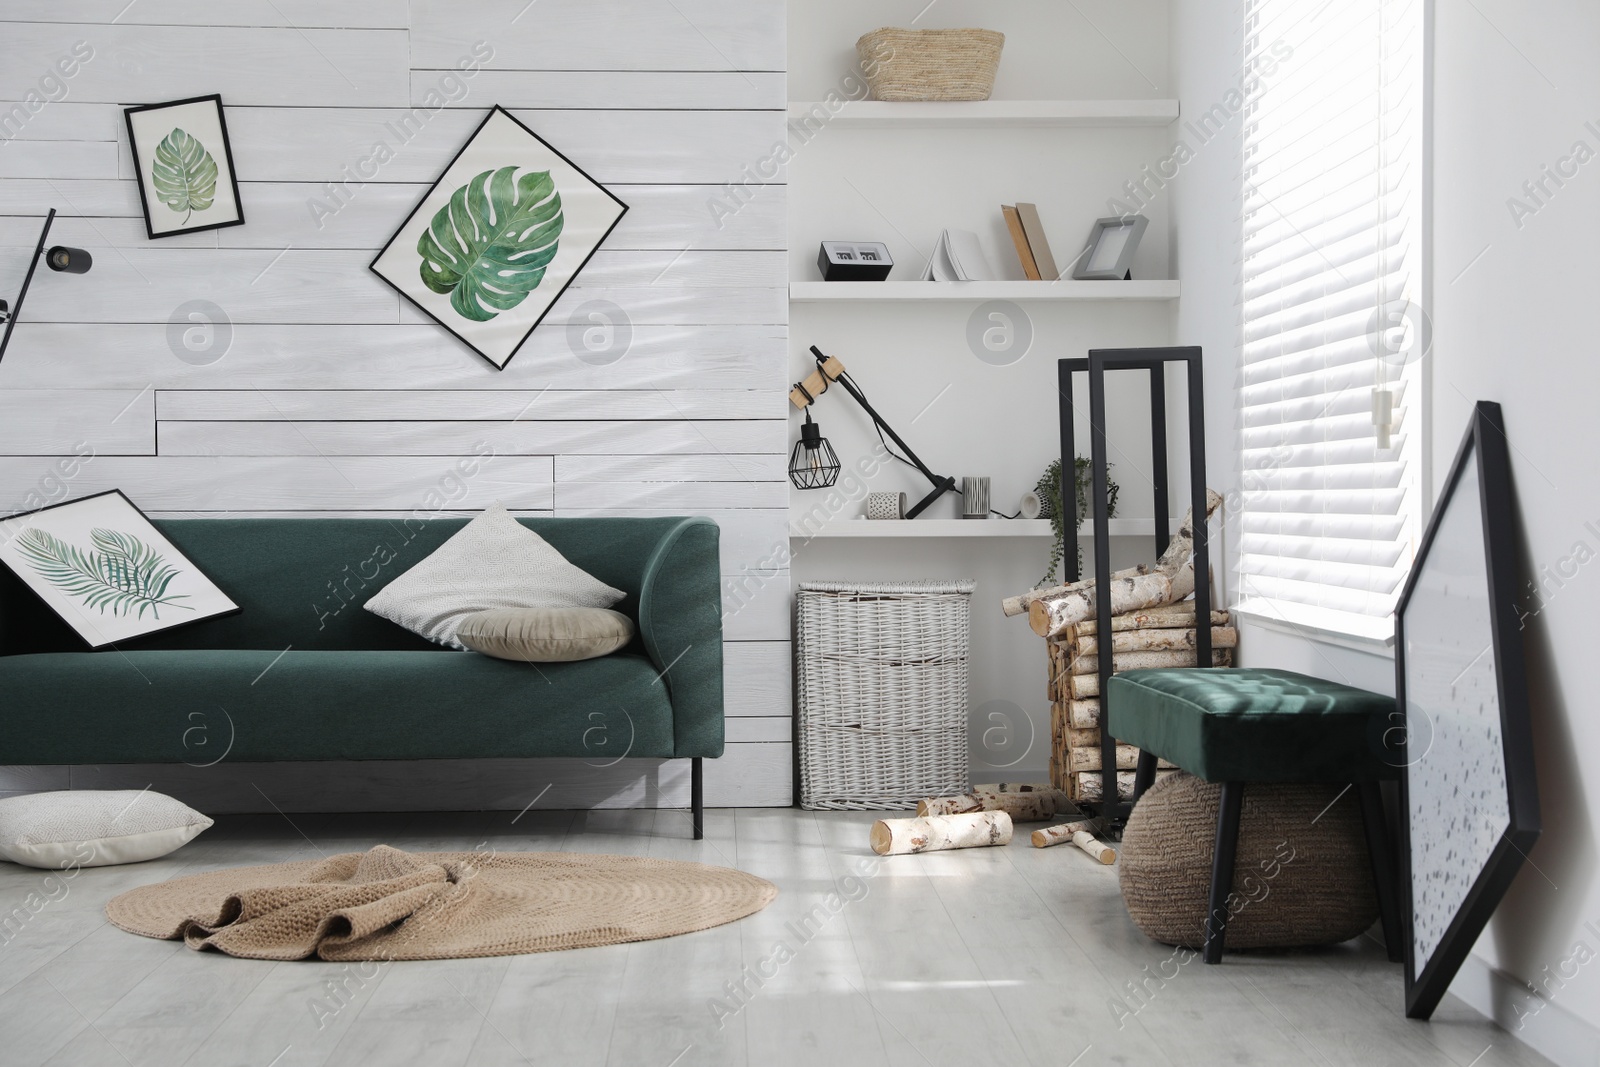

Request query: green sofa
[{"left": 0, "top": 516, "right": 724, "bottom": 837}]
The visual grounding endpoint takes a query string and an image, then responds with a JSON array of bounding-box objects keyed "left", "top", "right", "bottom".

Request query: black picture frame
[
  {"left": 1394, "top": 400, "right": 1541, "bottom": 1020},
  {"left": 368, "top": 105, "right": 630, "bottom": 371},
  {"left": 0, "top": 489, "right": 241, "bottom": 650},
  {"left": 123, "top": 93, "right": 246, "bottom": 240}
]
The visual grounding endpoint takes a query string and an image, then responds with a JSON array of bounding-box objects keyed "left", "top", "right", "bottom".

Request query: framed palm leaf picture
[
  {"left": 370, "top": 106, "right": 629, "bottom": 370},
  {"left": 0, "top": 490, "right": 238, "bottom": 648},
  {"left": 124, "top": 94, "right": 244, "bottom": 239}
]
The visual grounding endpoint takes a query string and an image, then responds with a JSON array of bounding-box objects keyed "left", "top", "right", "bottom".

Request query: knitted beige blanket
[{"left": 107, "top": 844, "right": 776, "bottom": 961}]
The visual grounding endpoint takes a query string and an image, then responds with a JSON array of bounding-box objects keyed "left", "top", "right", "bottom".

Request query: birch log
[
  {"left": 1073, "top": 626, "right": 1239, "bottom": 656},
  {"left": 1072, "top": 771, "right": 1137, "bottom": 803},
  {"left": 869, "top": 812, "right": 1013, "bottom": 855},
  {"left": 1073, "top": 769, "right": 1178, "bottom": 802},
  {"left": 973, "top": 784, "right": 1073, "bottom": 810},
  {"left": 1066, "top": 727, "right": 1101, "bottom": 749},
  {"left": 972, "top": 782, "right": 1070, "bottom": 800},
  {"left": 1002, "top": 561, "right": 1150, "bottom": 618},
  {"left": 1069, "top": 742, "right": 1142, "bottom": 773},
  {"left": 1074, "top": 831, "right": 1117, "bottom": 864},
  {"left": 1068, "top": 647, "right": 1234, "bottom": 676},
  {"left": 1001, "top": 489, "right": 1222, "bottom": 617},
  {"left": 916, "top": 794, "right": 984, "bottom": 817},
  {"left": 1067, "top": 698, "right": 1100, "bottom": 728},
  {"left": 1065, "top": 665, "right": 1237, "bottom": 700},
  {"left": 918, "top": 792, "right": 1058, "bottom": 821},
  {"left": 1067, "top": 607, "right": 1230, "bottom": 637},
  {"left": 1029, "top": 562, "right": 1197, "bottom": 638},
  {"left": 1031, "top": 821, "right": 1092, "bottom": 848}
]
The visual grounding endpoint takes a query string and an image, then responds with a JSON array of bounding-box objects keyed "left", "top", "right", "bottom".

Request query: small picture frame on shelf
[
  {"left": 818, "top": 241, "right": 894, "bottom": 281},
  {"left": 1072, "top": 215, "right": 1148, "bottom": 280}
]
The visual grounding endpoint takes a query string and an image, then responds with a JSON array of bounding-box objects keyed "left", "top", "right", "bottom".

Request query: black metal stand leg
[
  {"left": 1132, "top": 750, "right": 1158, "bottom": 804},
  {"left": 691, "top": 757, "right": 704, "bottom": 840},
  {"left": 1203, "top": 782, "right": 1245, "bottom": 964},
  {"left": 1358, "top": 781, "right": 1403, "bottom": 962}
]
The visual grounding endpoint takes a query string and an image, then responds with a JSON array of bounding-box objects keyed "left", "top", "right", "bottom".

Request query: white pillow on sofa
[
  {"left": 0, "top": 790, "right": 214, "bottom": 868},
  {"left": 364, "top": 503, "right": 625, "bottom": 648}
]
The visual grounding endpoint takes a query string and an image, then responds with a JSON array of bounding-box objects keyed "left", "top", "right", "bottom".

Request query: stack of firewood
[
  {"left": 1002, "top": 490, "right": 1237, "bottom": 804},
  {"left": 1045, "top": 602, "right": 1236, "bottom": 801}
]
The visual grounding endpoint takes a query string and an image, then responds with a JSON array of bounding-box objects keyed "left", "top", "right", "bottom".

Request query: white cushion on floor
[{"left": 0, "top": 790, "right": 214, "bottom": 868}]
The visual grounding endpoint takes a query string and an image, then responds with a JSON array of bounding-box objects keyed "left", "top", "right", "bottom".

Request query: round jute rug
[{"left": 107, "top": 844, "right": 777, "bottom": 961}]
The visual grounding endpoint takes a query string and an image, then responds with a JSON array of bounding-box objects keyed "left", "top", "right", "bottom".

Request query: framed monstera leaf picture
[
  {"left": 0, "top": 490, "right": 239, "bottom": 649},
  {"left": 370, "top": 106, "right": 629, "bottom": 369},
  {"left": 124, "top": 94, "right": 244, "bottom": 239}
]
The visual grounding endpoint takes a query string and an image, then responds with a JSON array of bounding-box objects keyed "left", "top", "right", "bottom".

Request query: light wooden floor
[{"left": 0, "top": 808, "right": 1553, "bottom": 1067}]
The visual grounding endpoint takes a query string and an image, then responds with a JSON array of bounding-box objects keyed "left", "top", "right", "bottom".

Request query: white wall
[
  {"left": 1173, "top": 0, "right": 1600, "bottom": 1059},
  {"left": 0, "top": 0, "right": 792, "bottom": 809},
  {"left": 1431, "top": 0, "right": 1600, "bottom": 1060},
  {"left": 788, "top": 0, "right": 1179, "bottom": 784}
]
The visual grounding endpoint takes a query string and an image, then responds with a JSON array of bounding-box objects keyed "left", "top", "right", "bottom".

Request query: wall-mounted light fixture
[{"left": 0, "top": 210, "right": 93, "bottom": 365}]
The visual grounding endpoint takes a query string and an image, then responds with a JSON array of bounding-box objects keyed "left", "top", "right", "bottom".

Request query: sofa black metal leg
[
  {"left": 691, "top": 757, "right": 704, "bottom": 840},
  {"left": 1132, "top": 749, "right": 1158, "bottom": 804},
  {"left": 1358, "top": 781, "right": 1403, "bottom": 963},
  {"left": 1203, "top": 781, "right": 1245, "bottom": 964}
]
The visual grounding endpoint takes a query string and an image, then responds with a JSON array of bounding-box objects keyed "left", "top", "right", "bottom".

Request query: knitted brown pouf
[{"left": 1119, "top": 772, "right": 1379, "bottom": 950}]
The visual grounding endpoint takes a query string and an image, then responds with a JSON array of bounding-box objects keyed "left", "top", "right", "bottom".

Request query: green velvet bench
[
  {"left": 0, "top": 516, "right": 725, "bottom": 838},
  {"left": 1107, "top": 666, "right": 1402, "bottom": 963}
]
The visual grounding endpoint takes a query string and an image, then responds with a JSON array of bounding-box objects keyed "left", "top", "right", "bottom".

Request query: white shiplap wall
[{"left": 0, "top": 0, "right": 791, "bottom": 810}]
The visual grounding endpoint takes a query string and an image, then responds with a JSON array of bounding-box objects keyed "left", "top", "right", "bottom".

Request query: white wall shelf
[
  {"left": 789, "top": 518, "right": 1166, "bottom": 539},
  {"left": 790, "top": 280, "right": 1179, "bottom": 302},
  {"left": 786, "top": 99, "right": 1180, "bottom": 128}
]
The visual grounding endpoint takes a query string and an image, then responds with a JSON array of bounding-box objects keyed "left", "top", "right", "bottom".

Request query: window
[{"left": 1236, "top": 0, "right": 1426, "bottom": 642}]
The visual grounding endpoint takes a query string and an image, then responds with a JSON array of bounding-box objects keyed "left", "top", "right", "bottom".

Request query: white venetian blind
[{"left": 1237, "top": 0, "right": 1425, "bottom": 639}]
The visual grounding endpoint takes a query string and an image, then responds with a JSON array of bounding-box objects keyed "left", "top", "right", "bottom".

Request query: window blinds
[{"left": 1237, "top": 0, "right": 1425, "bottom": 639}]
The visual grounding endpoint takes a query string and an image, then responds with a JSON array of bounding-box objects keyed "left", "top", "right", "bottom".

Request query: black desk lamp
[
  {"left": 0, "top": 209, "right": 93, "bottom": 365},
  {"left": 787, "top": 344, "right": 957, "bottom": 519}
]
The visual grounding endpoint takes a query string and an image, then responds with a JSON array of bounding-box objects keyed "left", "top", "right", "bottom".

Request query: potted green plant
[{"left": 1034, "top": 458, "right": 1119, "bottom": 586}]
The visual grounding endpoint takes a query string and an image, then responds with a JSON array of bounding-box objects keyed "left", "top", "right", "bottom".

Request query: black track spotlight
[
  {"left": 0, "top": 210, "right": 93, "bottom": 364},
  {"left": 46, "top": 245, "right": 92, "bottom": 274}
]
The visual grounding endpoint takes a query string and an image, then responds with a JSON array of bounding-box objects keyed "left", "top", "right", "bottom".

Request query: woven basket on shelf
[
  {"left": 796, "top": 581, "right": 974, "bottom": 810},
  {"left": 856, "top": 28, "right": 1005, "bottom": 102},
  {"left": 1119, "top": 773, "right": 1379, "bottom": 950}
]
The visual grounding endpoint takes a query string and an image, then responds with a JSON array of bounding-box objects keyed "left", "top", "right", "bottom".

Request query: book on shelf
[
  {"left": 1014, "top": 203, "right": 1058, "bottom": 281},
  {"left": 1001, "top": 205, "right": 1042, "bottom": 280},
  {"left": 924, "top": 228, "right": 997, "bottom": 282}
]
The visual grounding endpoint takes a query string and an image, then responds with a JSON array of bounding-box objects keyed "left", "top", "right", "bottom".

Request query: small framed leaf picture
[
  {"left": 370, "top": 106, "right": 628, "bottom": 369},
  {"left": 124, "top": 94, "right": 244, "bottom": 239},
  {"left": 0, "top": 490, "right": 239, "bottom": 649}
]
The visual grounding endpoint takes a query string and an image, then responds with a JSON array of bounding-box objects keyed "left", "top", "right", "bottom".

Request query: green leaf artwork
[
  {"left": 16, "top": 527, "right": 193, "bottom": 620},
  {"left": 151, "top": 127, "right": 218, "bottom": 224},
  {"left": 417, "top": 165, "right": 564, "bottom": 322}
]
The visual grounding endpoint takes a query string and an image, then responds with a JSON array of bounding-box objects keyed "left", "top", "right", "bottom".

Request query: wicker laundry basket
[
  {"left": 1119, "top": 773, "right": 1379, "bottom": 950},
  {"left": 857, "top": 28, "right": 1005, "bottom": 102},
  {"left": 796, "top": 581, "right": 975, "bottom": 809}
]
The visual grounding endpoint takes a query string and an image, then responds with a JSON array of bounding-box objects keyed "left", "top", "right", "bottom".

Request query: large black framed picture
[
  {"left": 124, "top": 94, "right": 245, "bottom": 239},
  {"left": 0, "top": 490, "right": 239, "bottom": 649},
  {"left": 370, "top": 105, "right": 629, "bottom": 370},
  {"left": 1394, "top": 400, "right": 1541, "bottom": 1019}
]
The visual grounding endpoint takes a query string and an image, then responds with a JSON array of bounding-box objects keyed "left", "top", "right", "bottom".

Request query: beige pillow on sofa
[
  {"left": 363, "top": 503, "right": 625, "bottom": 648},
  {"left": 457, "top": 607, "right": 635, "bottom": 663}
]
